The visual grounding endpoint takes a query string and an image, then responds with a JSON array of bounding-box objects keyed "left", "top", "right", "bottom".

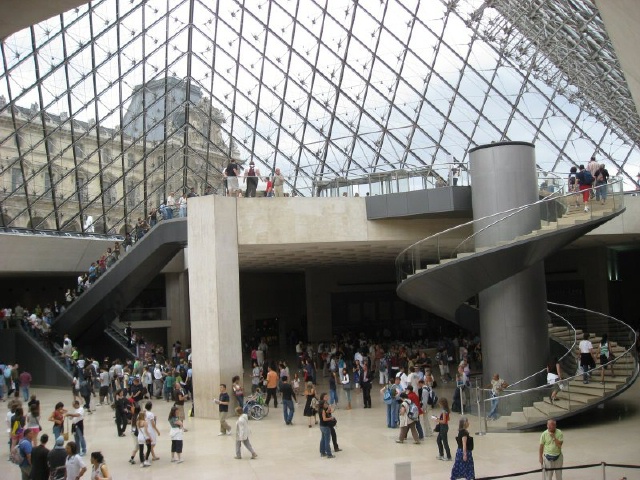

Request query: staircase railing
[
  {"left": 475, "top": 303, "right": 638, "bottom": 431},
  {"left": 395, "top": 178, "right": 625, "bottom": 283},
  {"left": 503, "top": 308, "right": 578, "bottom": 393}
]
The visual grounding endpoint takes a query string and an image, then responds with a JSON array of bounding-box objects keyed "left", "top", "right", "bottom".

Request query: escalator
[{"left": 52, "top": 218, "right": 187, "bottom": 348}]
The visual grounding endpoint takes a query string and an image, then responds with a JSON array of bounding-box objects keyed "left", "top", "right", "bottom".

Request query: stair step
[
  {"left": 565, "top": 383, "right": 617, "bottom": 396},
  {"left": 456, "top": 252, "right": 474, "bottom": 258},
  {"left": 545, "top": 398, "right": 581, "bottom": 411},
  {"left": 523, "top": 406, "right": 549, "bottom": 422},
  {"left": 556, "top": 391, "right": 601, "bottom": 404},
  {"left": 505, "top": 411, "right": 528, "bottom": 428},
  {"left": 538, "top": 399, "right": 570, "bottom": 413},
  {"left": 557, "top": 218, "right": 578, "bottom": 225}
]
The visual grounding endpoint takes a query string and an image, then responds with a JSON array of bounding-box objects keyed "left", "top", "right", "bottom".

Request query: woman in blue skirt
[{"left": 450, "top": 417, "right": 474, "bottom": 480}]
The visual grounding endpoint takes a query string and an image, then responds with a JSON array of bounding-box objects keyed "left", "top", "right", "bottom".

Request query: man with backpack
[
  {"left": 378, "top": 355, "right": 389, "bottom": 385},
  {"left": 418, "top": 378, "right": 438, "bottom": 437},
  {"left": 396, "top": 393, "right": 420, "bottom": 444},
  {"left": 12, "top": 427, "right": 34, "bottom": 480},
  {"left": 576, "top": 165, "right": 594, "bottom": 212},
  {"left": 380, "top": 376, "right": 403, "bottom": 428},
  {"left": 243, "top": 160, "right": 261, "bottom": 197},
  {"left": 406, "top": 385, "right": 425, "bottom": 440}
]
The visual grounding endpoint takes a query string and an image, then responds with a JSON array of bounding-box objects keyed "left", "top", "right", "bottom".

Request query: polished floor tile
[{"left": 4, "top": 376, "right": 638, "bottom": 480}]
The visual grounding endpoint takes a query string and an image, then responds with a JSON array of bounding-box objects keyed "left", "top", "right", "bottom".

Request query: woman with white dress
[
  {"left": 136, "top": 411, "right": 151, "bottom": 468},
  {"left": 144, "top": 402, "right": 161, "bottom": 461}
]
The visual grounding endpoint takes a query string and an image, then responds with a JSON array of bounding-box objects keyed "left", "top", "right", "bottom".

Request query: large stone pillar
[
  {"left": 188, "top": 196, "right": 243, "bottom": 419},
  {"left": 469, "top": 142, "right": 549, "bottom": 388},
  {"left": 305, "top": 269, "right": 333, "bottom": 342},
  {"left": 166, "top": 271, "right": 191, "bottom": 348}
]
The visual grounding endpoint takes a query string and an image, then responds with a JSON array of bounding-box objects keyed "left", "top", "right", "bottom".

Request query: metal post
[
  {"left": 476, "top": 378, "right": 487, "bottom": 435},
  {"left": 601, "top": 461, "right": 606, "bottom": 480}
]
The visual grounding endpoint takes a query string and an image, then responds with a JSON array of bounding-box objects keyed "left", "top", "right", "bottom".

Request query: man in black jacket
[
  {"left": 280, "top": 376, "right": 297, "bottom": 425},
  {"left": 114, "top": 389, "right": 128, "bottom": 437},
  {"left": 30, "top": 433, "right": 50, "bottom": 480},
  {"left": 129, "top": 376, "right": 144, "bottom": 405}
]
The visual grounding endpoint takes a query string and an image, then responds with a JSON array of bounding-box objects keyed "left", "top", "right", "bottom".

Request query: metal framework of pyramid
[{"left": 0, "top": 0, "right": 638, "bottom": 234}]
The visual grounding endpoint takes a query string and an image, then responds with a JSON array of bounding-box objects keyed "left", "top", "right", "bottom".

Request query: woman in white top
[
  {"left": 65, "top": 441, "right": 87, "bottom": 480},
  {"left": 144, "top": 402, "right": 161, "bottom": 461},
  {"left": 89, "top": 451, "right": 110, "bottom": 480},
  {"left": 136, "top": 411, "right": 151, "bottom": 467},
  {"left": 340, "top": 368, "right": 352, "bottom": 410},
  {"left": 579, "top": 333, "right": 596, "bottom": 384}
]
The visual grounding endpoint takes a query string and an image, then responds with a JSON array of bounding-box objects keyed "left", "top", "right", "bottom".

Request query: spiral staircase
[{"left": 396, "top": 180, "right": 639, "bottom": 431}]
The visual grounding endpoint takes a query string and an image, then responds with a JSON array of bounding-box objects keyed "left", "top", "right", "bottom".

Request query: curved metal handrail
[
  {"left": 502, "top": 308, "right": 577, "bottom": 392},
  {"left": 395, "top": 178, "right": 624, "bottom": 281},
  {"left": 451, "top": 186, "right": 565, "bottom": 258},
  {"left": 477, "top": 303, "right": 638, "bottom": 430}
]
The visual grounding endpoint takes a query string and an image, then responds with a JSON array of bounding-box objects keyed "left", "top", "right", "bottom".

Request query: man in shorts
[{"left": 224, "top": 160, "right": 240, "bottom": 197}]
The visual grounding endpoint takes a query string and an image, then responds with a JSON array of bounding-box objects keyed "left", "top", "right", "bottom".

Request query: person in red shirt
[
  {"left": 265, "top": 177, "right": 274, "bottom": 197},
  {"left": 19, "top": 369, "right": 32, "bottom": 402},
  {"left": 405, "top": 385, "right": 425, "bottom": 440}
]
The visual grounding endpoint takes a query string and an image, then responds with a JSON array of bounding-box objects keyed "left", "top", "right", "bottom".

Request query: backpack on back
[
  {"left": 582, "top": 170, "right": 594, "bottom": 185},
  {"left": 426, "top": 388, "right": 439, "bottom": 407},
  {"left": 383, "top": 386, "right": 393, "bottom": 405},
  {"left": 406, "top": 401, "right": 419, "bottom": 421},
  {"left": 379, "top": 357, "right": 388, "bottom": 371},
  {"left": 10, "top": 439, "right": 28, "bottom": 465}
]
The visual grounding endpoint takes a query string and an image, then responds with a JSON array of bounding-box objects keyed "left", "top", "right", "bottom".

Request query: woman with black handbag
[{"left": 450, "top": 417, "right": 475, "bottom": 480}]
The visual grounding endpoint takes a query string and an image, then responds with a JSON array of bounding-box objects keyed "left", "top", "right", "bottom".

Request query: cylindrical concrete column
[{"left": 468, "top": 142, "right": 549, "bottom": 389}]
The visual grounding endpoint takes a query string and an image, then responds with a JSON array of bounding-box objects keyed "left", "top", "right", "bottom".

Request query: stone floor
[{"left": 4, "top": 375, "right": 638, "bottom": 480}]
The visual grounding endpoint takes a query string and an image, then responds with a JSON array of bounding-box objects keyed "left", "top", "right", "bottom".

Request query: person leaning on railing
[{"left": 485, "top": 373, "right": 508, "bottom": 421}]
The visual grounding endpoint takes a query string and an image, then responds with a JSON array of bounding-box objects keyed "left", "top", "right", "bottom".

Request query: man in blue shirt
[
  {"left": 17, "top": 428, "right": 34, "bottom": 480},
  {"left": 214, "top": 384, "right": 231, "bottom": 435}
]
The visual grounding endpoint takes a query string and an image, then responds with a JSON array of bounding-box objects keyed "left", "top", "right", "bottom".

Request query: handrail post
[
  {"left": 601, "top": 461, "right": 606, "bottom": 480},
  {"left": 476, "top": 378, "right": 487, "bottom": 436}
]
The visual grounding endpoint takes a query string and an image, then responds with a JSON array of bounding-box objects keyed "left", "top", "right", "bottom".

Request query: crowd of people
[
  {"left": 566, "top": 156, "right": 612, "bottom": 212},
  {"left": 4, "top": 323, "right": 635, "bottom": 480},
  {"left": 222, "top": 334, "right": 484, "bottom": 475},
  {"left": 4, "top": 330, "right": 194, "bottom": 479}
]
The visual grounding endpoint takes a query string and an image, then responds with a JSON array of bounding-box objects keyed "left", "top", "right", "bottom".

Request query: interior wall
[
  {"left": 612, "top": 248, "right": 640, "bottom": 329},
  {"left": 0, "top": 330, "right": 70, "bottom": 387},
  {"left": 305, "top": 264, "right": 403, "bottom": 342},
  {"left": 545, "top": 246, "right": 611, "bottom": 313},
  {"left": 0, "top": 275, "right": 76, "bottom": 310},
  {"left": 239, "top": 272, "right": 306, "bottom": 350}
]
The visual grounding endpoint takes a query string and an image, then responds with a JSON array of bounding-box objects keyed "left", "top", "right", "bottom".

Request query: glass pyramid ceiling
[{"left": 0, "top": 0, "right": 638, "bottom": 233}]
